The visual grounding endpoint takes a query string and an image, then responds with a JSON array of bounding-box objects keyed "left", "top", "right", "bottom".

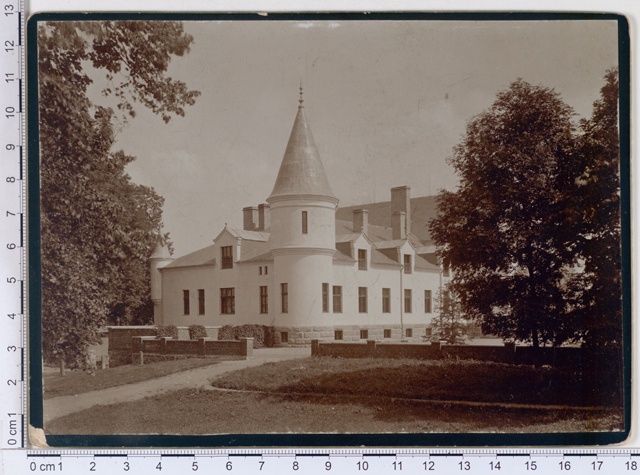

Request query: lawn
[
  {"left": 210, "top": 357, "right": 622, "bottom": 407},
  {"left": 45, "top": 356, "right": 624, "bottom": 435},
  {"left": 45, "top": 388, "right": 623, "bottom": 435},
  {"left": 43, "top": 358, "right": 225, "bottom": 399}
]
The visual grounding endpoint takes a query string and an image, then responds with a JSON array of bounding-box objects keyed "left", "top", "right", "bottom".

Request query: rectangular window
[
  {"left": 358, "top": 287, "right": 368, "bottom": 313},
  {"left": 281, "top": 283, "right": 288, "bottom": 313},
  {"left": 360, "top": 329, "right": 369, "bottom": 340},
  {"left": 406, "top": 328, "right": 413, "bottom": 338},
  {"left": 404, "top": 289, "right": 412, "bottom": 313},
  {"left": 334, "top": 330, "right": 343, "bottom": 341},
  {"left": 281, "top": 332, "right": 289, "bottom": 343},
  {"left": 260, "top": 286, "right": 268, "bottom": 314},
  {"left": 259, "top": 266, "right": 262, "bottom": 275},
  {"left": 443, "top": 264, "right": 450, "bottom": 277},
  {"left": 333, "top": 286, "right": 342, "bottom": 313},
  {"left": 424, "top": 289, "right": 432, "bottom": 313},
  {"left": 220, "top": 288, "right": 235, "bottom": 314},
  {"left": 384, "top": 329, "right": 391, "bottom": 339},
  {"left": 198, "top": 289, "right": 205, "bottom": 315},
  {"left": 382, "top": 288, "right": 391, "bottom": 313},
  {"left": 302, "top": 211, "right": 308, "bottom": 234},
  {"left": 358, "top": 249, "right": 367, "bottom": 270},
  {"left": 183, "top": 290, "right": 190, "bottom": 315},
  {"left": 265, "top": 266, "right": 268, "bottom": 275},
  {"left": 322, "top": 283, "right": 329, "bottom": 312},
  {"left": 404, "top": 254, "right": 412, "bottom": 274},
  {"left": 221, "top": 246, "right": 233, "bottom": 269}
]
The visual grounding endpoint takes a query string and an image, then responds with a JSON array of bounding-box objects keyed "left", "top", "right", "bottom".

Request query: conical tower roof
[{"left": 267, "top": 88, "right": 337, "bottom": 203}]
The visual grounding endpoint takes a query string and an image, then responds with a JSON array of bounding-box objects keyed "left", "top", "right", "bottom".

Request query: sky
[{"left": 87, "top": 18, "right": 619, "bottom": 257}]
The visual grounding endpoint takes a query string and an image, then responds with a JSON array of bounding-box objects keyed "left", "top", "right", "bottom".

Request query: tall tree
[
  {"left": 38, "top": 21, "right": 199, "bottom": 367},
  {"left": 429, "top": 79, "right": 578, "bottom": 347},
  {"left": 573, "top": 69, "right": 622, "bottom": 347}
]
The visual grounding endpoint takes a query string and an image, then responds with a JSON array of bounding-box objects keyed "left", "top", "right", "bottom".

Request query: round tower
[
  {"left": 149, "top": 241, "right": 173, "bottom": 325},
  {"left": 266, "top": 87, "right": 338, "bottom": 344}
]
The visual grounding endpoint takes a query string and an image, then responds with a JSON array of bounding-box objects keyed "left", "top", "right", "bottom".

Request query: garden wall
[
  {"left": 131, "top": 337, "right": 253, "bottom": 364},
  {"left": 108, "top": 325, "right": 221, "bottom": 367},
  {"left": 311, "top": 339, "right": 621, "bottom": 369}
]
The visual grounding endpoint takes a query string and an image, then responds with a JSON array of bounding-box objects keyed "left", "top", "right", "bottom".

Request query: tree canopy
[
  {"left": 38, "top": 21, "right": 200, "bottom": 367},
  {"left": 430, "top": 79, "right": 581, "bottom": 347},
  {"left": 573, "top": 69, "right": 622, "bottom": 347}
]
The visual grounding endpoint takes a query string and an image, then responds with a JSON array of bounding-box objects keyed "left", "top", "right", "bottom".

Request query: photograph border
[{"left": 28, "top": 10, "right": 632, "bottom": 447}]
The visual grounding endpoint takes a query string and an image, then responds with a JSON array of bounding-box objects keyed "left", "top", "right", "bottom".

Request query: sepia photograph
[{"left": 29, "top": 13, "right": 629, "bottom": 445}]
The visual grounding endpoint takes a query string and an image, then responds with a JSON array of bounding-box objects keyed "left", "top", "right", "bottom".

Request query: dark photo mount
[{"left": 28, "top": 12, "right": 631, "bottom": 447}]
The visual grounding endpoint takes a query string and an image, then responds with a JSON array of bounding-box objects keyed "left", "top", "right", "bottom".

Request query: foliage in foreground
[
  {"left": 39, "top": 21, "right": 199, "bottom": 368},
  {"left": 430, "top": 71, "right": 622, "bottom": 348}
]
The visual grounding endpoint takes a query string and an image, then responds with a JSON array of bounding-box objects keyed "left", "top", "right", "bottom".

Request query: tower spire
[{"left": 298, "top": 82, "right": 304, "bottom": 108}]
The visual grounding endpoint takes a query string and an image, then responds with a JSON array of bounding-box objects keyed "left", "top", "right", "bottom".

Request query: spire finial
[{"left": 298, "top": 82, "right": 304, "bottom": 108}]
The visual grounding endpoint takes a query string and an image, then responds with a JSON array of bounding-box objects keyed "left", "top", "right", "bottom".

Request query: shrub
[
  {"left": 156, "top": 324, "right": 178, "bottom": 339},
  {"left": 218, "top": 325, "right": 274, "bottom": 348},
  {"left": 189, "top": 325, "right": 207, "bottom": 340}
]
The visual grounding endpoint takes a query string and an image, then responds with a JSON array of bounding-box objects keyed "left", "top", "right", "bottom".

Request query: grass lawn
[
  {"left": 210, "top": 357, "right": 622, "bottom": 407},
  {"left": 45, "top": 356, "right": 624, "bottom": 435},
  {"left": 43, "top": 358, "right": 225, "bottom": 399},
  {"left": 45, "top": 388, "right": 623, "bottom": 435}
]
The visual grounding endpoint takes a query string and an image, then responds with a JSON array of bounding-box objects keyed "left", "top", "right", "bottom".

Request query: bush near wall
[
  {"left": 218, "top": 325, "right": 274, "bottom": 348},
  {"left": 189, "top": 325, "right": 207, "bottom": 340},
  {"left": 156, "top": 324, "right": 178, "bottom": 339}
]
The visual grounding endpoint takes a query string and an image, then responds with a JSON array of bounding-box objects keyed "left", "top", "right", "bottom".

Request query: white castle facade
[{"left": 150, "top": 91, "right": 447, "bottom": 345}]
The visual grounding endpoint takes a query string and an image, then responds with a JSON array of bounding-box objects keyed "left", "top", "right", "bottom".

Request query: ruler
[
  {"left": 0, "top": 0, "right": 27, "bottom": 452},
  {"left": 4, "top": 449, "right": 640, "bottom": 474}
]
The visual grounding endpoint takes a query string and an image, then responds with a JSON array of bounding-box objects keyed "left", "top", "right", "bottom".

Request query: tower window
[
  {"left": 198, "top": 289, "right": 205, "bottom": 315},
  {"left": 183, "top": 290, "right": 190, "bottom": 315},
  {"left": 221, "top": 246, "right": 233, "bottom": 269},
  {"left": 302, "top": 211, "right": 308, "bottom": 234},
  {"left": 334, "top": 330, "right": 343, "bottom": 340},
  {"left": 260, "top": 286, "right": 268, "bottom": 314},
  {"left": 220, "top": 288, "right": 235, "bottom": 314},
  {"left": 322, "top": 283, "right": 329, "bottom": 313},
  {"left": 281, "top": 283, "right": 288, "bottom": 313}
]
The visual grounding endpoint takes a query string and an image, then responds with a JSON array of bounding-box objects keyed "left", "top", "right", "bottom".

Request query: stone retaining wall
[
  {"left": 131, "top": 337, "right": 253, "bottom": 364},
  {"left": 311, "top": 339, "right": 621, "bottom": 368}
]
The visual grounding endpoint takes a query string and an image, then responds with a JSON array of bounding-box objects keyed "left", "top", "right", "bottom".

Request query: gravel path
[{"left": 43, "top": 347, "right": 309, "bottom": 424}]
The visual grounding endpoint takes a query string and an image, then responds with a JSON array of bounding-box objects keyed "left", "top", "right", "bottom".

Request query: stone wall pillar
[
  {"left": 199, "top": 337, "right": 207, "bottom": 356},
  {"left": 240, "top": 338, "right": 254, "bottom": 358},
  {"left": 367, "top": 339, "right": 377, "bottom": 357}
]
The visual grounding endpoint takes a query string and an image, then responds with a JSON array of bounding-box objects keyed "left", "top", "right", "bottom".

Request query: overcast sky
[{"left": 90, "top": 18, "right": 618, "bottom": 257}]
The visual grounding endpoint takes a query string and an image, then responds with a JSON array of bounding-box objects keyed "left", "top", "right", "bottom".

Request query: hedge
[
  {"left": 218, "top": 325, "right": 274, "bottom": 348},
  {"left": 189, "top": 325, "right": 207, "bottom": 340},
  {"left": 156, "top": 324, "right": 178, "bottom": 339}
]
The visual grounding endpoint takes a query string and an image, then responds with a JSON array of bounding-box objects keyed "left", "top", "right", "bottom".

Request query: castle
[{"left": 150, "top": 90, "right": 446, "bottom": 345}]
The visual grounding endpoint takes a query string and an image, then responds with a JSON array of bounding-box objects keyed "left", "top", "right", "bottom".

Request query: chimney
[
  {"left": 243, "top": 206, "right": 258, "bottom": 231},
  {"left": 391, "top": 186, "right": 411, "bottom": 236},
  {"left": 258, "top": 203, "right": 270, "bottom": 231},
  {"left": 392, "top": 211, "right": 407, "bottom": 240},
  {"left": 353, "top": 209, "right": 368, "bottom": 235}
]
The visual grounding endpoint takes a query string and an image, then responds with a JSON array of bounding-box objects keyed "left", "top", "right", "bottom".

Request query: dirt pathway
[{"left": 43, "top": 347, "right": 309, "bottom": 424}]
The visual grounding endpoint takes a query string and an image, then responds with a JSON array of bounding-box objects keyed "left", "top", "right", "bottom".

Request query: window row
[
  {"left": 182, "top": 286, "right": 433, "bottom": 316},
  {"left": 323, "top": 284, "right": 433, "bottom": 314},
  {"left": 332, "top": 328, "right": 415, "bottom": 340}
]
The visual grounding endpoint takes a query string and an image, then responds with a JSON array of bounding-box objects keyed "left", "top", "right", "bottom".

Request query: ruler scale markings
[{"left": 161, "top": 453, "right": 196, "bottom": 457}]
